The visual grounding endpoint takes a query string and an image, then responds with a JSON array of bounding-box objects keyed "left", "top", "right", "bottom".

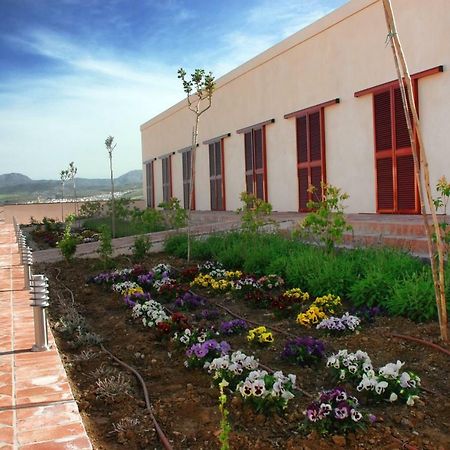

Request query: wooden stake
[{"left": 382, "top": 0, "right": 447, "bottom": 341}]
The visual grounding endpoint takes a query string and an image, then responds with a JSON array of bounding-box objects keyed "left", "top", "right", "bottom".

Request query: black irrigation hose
[
  {"left": 50, "top": 267, "right": 174, "bottom": 450},
  {"left": 100, "top": 344, "right": 174, "bottom": 450}
]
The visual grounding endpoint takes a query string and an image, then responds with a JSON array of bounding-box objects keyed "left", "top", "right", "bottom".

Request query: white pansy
[{"left": 389, "top": 392, "right": 398, "bottom": 402}]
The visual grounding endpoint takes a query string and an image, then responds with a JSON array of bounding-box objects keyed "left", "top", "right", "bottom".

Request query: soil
[{"left": 37, "top": 254, "right": 450, "bottom": 450}]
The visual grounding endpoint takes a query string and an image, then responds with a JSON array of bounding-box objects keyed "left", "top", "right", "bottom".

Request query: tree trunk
[{"left": 109, "top": 154, "right": 116, "bottom": 239}]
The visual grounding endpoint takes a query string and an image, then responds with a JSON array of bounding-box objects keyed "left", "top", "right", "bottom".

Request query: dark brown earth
[{"left": 37, "top": 254, "right": 450, "bottom": 450}]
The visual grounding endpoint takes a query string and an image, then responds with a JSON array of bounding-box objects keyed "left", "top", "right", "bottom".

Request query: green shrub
[
  {"left": 131, "top": 235, "right": 152, "bottom": 261},
  {"left": 295, "top": 183, "right": 352, "bottom": 253},
  {"left": 159, "top": 198, "right": 187, "bottom": 230},
  {"left": 57, "top": 215, "right": 77, "bottom": 262},
  {"left": 387, "top": 271, "right": 436, "bottom": 321},
  {"left": 237, "top": 192, "right": 277, "bottom": 234},
  {"left": 348, "top": 271, "right": 394, "bottom": 308},
  {"left": 164, "top": 234, "right": 188, "bottom": 256},
  {"left": 98, "top": 225, "right": 113, "bottom": 267}
]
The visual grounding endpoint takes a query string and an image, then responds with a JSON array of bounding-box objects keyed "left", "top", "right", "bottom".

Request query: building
[{"left": 140, "top": 0, "right": 449, "bottom": 215}]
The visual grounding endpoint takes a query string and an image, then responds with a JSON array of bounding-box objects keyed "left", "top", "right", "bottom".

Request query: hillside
[{"left": 0, "top": 170, "right": 143, "bottom": 204}]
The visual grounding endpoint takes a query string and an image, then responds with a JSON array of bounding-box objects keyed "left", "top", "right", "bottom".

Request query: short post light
[
  {"left": 22, "top": 246, "right": 33, "bottom": 290},
  {"left": 30, "top": 274, "right": 51, "bottom": 352}
]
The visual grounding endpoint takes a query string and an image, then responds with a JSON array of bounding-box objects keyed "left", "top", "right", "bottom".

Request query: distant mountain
[
  {"left": 0, "top": 170, "right": 143, "bottom": 204},
  {"left": 116, "top": 169, "right": 142, "bottom": 185},
  {"left": 0, "top": 173, "right": 32, "bottom": 187}
]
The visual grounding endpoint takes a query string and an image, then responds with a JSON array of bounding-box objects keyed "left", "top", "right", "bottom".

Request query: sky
[{"left": 0, "top": 0, "right": 347, "bottom": 180}]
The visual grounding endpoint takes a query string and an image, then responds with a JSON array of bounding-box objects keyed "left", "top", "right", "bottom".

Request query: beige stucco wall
[{"left": 141, "top": 0, "right": 450, "bottom": 213}]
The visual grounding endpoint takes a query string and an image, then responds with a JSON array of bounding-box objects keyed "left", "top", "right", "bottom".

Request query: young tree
[
  {"left": 178, "top": 68, "right": 215, "bottom": 261},
  {"left": 60, "top": 168, "right": 70, "bottom": 222},
  {"left": 105, "top": 136, "right": 117, "bottom": 238},
  {"left": 68, "top": 161, "right": 78, "bottom": 216}
]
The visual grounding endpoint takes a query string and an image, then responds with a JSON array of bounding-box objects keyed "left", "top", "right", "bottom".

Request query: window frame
[{"left": 208, "top": 139, "right": 226, "bottom": 211}]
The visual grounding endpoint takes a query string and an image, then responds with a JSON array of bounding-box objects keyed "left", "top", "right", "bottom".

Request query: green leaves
[
  {"left": 296, "top": 182, "right": 352, "bottom": 253},
  {"left": 178, "top": 67, "right": 215, "bottom": 101}
]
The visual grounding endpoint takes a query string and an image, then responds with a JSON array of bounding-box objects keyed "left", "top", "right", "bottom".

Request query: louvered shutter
[
  {"left": 373, "top": 86, "right": 418, "bottom": 213},
  {"left": 296, "top": 110, "right": 325, "bottom": 211},
  {"left": 244, "top": 132, "right": 254, "bottom": 194},
  {"left": 376, "top": 158, "right": 394, "bottom": 210}
]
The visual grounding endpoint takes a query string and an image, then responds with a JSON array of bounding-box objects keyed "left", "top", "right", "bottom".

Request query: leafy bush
[
  {"left": 159, "top": 198, "right": 187, "bottom": 229},
  {"left": 131, "top": 235, "right": 152, "bottom": 261},
  {"left": 78, "top": 201, "right": 103, "bottom": 219},
  {"left": 295, "top": 182, "right": 352, "bottom": 253},
  {"left": 237, "top": 192, "right": 278, "bottom": 234},
  {"left": 387, "top": 271, "right": 436, "bottom": 321},
  {"left": 98, "top": 225, "right": 113, "bottom": 267},
  {"left": 57, "top": 214, "right": 77, "bottom": 262}
]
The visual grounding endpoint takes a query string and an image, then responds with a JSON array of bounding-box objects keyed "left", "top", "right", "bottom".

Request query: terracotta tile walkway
[{"left": 0, "top": 222, "right": 91, "bottom": 450}]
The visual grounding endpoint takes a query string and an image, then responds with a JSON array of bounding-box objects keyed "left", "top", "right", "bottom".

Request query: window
[
  {"left": 285, "top": 98, "right": 338, "bottom": 212},
  {"left": 237, "top": 119, "right": 273, "bottom": 201},
  {"left": 182, "top": 150, "right": 194, "bottom": 209},
  {"left": 354, "top": 65, "right": 443, "bottom": 214},
  {"left": 209, "top": 140, "right": 225, "bottom": 210},
  {"left": 244, "top": 128, "right": 267, "bottom": 200},
  {"left": 161, "top": 155, "right": 172, "bottom": 203},
  {"left": 373, "top": 85, "right": 417, "bottom": 213},
  {"left": 296, "top": 111, "right": 325, "bottom": 211},
  {"left": 145, "top": 160, "right": 154, "bottom": 208}
]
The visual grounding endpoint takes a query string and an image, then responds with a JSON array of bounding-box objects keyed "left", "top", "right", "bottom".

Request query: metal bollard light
[
  {"left": 30, "top": 274, "right": 51, "bottom": 352},
  {"left": 22, "top": 246, "right": 33, "bottom": 290}
]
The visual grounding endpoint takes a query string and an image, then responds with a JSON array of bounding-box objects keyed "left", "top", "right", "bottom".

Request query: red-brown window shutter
[
  {"left": 296, "top": 109, "right": 325, "bottom": 211},
  {"left": 243, "top": 128, "right": 267, "bottom": 201},
  {"left": 373, "top": 84, "right": 418, "bottom": 214},
  {"left": 209, "top": 141, "right": 225, "bottom": 210}
]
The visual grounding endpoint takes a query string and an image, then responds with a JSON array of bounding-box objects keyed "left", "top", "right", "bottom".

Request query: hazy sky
[{"left": 0, "top": 0, "right": 346, "bottom": 179}]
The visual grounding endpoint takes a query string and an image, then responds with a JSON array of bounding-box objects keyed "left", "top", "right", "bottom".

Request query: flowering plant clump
[
  {"left": 191, "top": 273, "right": 232, "bottom": 291},
  {"left": 244, "top": 290, "right": 273, "bottom": 309},
  {"left": 357, "top": 360, "right": 421, "bottom": 405},
  {"left": 185, "top": 339, "right": 231, "bottom": 369},
  {"left": 281, "top": 337, "right": 325, "bottom": 366},
  {"left": 316, "top": 313, "right": 361, "bottom": 334},
  {"left": 220, "top": 319, "right": 248, "bottom": 336},
  {"left": 257, "top": 274, "right": 284, "bottom": 290},
  {"left": 303, "top": 387, "right": 370, "bottom": 435},
  {"left": 296, "top": 294, "right": 342, "bottom": 327},
  {"left": 237, "top": 370, "right": 296, "bottom": 414},
  {"left": 225, "top": 270, "right": 243, "bottom": 280},
  {"left": 173, "top": 328, "right": 217, "bottom": 347},
  {"left": 174, "top": 292, "right": 208, "bottom": 311},
  {"left": 131, "top": 300, "right": 169, "bottom": 328},
  {"left": 349, "top": 306, "right": 384, "bottom": 323},
  {"left": 152, "top": 263, "right": 172, "bottom": 277},
  {"left": 327, "top": 349, "right": 373, "bottom": 383},
  {"left": 136, "top": 272, "right": 155, "bottom": 290},
  {"left": 207, "top": 350, "right": 259, "bottom": 389},
  {"left": 247, "top": 326, "right": 274, "bottom": 345},
  {"left": 123, "top": 291, "right": 151, "bottom": 308},
  {"left": 232, "top": 277, "right": 261, "bottom": 295},
  {"left": 313, "top": 294, "right": 342, "bottom": 315},
  {"left": 112, "top": 281, "right": 142, "bottom": 295},
  {"left": 195, "top": 309, "right": 220, "bottom": 321},
  {"left": 296, "top": 305, "right": 327, "bottom": 327},
  {"left": 271, "top": 288, "right": 309, "bottom": 317},
  {"left": 179, "top": 266, "right": 199, "bottom": 282},
  {"left": 90, "top": 266, "right": 144, "bottom": 286},
  {"left": 198, "top": 260, "right": 224, "bottom": 274},
  {"left": 282, "top": 288, "right": 310, "bottom": 302}
]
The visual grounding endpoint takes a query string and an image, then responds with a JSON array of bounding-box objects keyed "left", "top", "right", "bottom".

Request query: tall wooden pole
[{"left": 382, "top": 0, "right": 447, "bottom": 341}]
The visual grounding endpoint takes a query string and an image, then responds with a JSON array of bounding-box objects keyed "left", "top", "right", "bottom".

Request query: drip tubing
[
  {"left": 101, "top": 344, "right": 174, "bottom": 450},
  {"left": 390, "top": 333, "right": 450, "bottom": 357}
]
